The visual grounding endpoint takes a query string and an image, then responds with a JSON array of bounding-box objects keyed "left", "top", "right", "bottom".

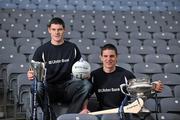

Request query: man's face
[
  {"left": 48, "top": 23, "right": 65, "bottom": 44},
  {"left": 100, "top": 49, "right": 117, "bottom": 70}
]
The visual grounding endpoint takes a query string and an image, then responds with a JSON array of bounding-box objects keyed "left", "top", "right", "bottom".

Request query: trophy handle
[{"left": 120, "top": 84, "right": 131, "bottom": 96}]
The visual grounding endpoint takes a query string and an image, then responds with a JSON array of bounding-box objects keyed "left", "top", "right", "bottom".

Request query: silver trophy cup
[
  {"left": 120, "top": 77, "right": 153, "bottom": 113},
  {"left": 30, "top": 60, "right": 46, "bottom": 81},
  {"left": 30, "top": 60, "right": 47, "bottom": 119}
]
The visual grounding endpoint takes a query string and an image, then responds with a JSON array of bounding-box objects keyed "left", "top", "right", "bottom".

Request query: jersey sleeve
[
  {"left": 32, "top": 47, "right": 44, "bottom": 62},
  {"left": 125, "top": 71, "right": 136, "bottom": 80},
  {"left": 74, "top": 45, "right": 81, "bottom": 61}
]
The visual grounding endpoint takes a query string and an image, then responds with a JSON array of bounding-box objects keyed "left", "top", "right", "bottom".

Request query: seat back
[
  {"left": 134, "top": 63, "right": 162, "bottom": 74},
  {"left": 57, "top": 114, "right": 98, "bottom": 120},
  {"left": 160, "top": 98, "right": 180, "bottom": 112},
  {"left": 174, "top": 85, "right": 180, "bottom": 98}
]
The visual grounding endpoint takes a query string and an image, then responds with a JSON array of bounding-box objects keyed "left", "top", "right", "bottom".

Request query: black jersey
[
  {"left": 33, "top": 41, "right": 81, "bottom": 84},
  {"left": 91, "top": 66, "right": 135, "bottom": 110}
]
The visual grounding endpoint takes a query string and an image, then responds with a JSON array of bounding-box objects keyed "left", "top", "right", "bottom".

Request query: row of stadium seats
[
  {"left": 1, "top": 32, "right": 180, "bottom": 41},
  {"left": 1, "top": 10, "right": 180, "bottom": 29},
  {"left": 1, "top": 9, "right": 180, "bottom": 20},
  {"left": 1, "top": 0, "right": 180, "bottom": 11},
  {"left": 3, "top": 0, "right": 180, "bottom": 5},
  {"left": 56, "top": 113, "right": 180, "bottom": 120},
  {"left": 1, "top": 24, "right": 180, "bottom": 34},
  {"left": 1, "top": 37, "right": 180, "bottom": 48},
  {"left": 1, "top": 9, "right": 180, "bottom": 18},
  {"left": 1, "top": 40, "right": 180, "bottom": 56}
]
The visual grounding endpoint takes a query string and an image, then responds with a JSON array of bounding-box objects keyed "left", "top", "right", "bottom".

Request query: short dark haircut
[
  {"left": 47, "top": 17, "right": 65, "bottom": 28},
  {"left": 101, "top": 44, "right": 118, "bottom": 55}
]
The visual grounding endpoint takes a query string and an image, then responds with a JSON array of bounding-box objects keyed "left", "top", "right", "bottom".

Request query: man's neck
[
  {"left": 51, "top": 39, "right": 64, "bottom": 45},
  {"left": 103, "top": 66, "right": 116, "bottom": 73}
]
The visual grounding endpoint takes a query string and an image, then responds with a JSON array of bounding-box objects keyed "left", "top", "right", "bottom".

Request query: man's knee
[{"left": 81, "top": 80, "right": 93, "bottom": 93}]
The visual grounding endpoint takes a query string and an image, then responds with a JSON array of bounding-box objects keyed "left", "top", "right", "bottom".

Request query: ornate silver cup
[
  {"left": 120, "top": 77, "right": 153, "bottom": 113},
  {"left": 30, "top": 60, "right": 47, "bottom": 119},
  {"left": 30, "top": 60, "right": 46, "bottom": 81}
]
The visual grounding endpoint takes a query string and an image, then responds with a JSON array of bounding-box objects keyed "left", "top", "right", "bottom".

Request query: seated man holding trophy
[
  {"left": 27, "top": 17, "right": 92, "bottom": 120},
  {"left": 83, "top": 44, "right": 163, "bottom": 119}
]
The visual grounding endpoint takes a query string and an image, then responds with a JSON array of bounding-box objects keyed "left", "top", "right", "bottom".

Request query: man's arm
[{"left": 79, "top": 99, "right": 90, "bottom": 114}]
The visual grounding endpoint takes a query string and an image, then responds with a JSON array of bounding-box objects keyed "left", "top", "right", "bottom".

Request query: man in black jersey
[
  {"left": 27, "top": 17, "right": 92, "bottom": 119},
  {"left": 90, "top": 44, "right": 163, "bottom": 111},
  {"left": 85, "top": 44, "right": 163, "bottom": 117}
]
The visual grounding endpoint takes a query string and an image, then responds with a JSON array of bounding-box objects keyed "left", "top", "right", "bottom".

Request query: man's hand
[
  {"left": 27, "top": 68, "right": 35, "bottom": 80},
  {"left": 79, "top": 99, "right": 90, "bottom": 114},
  {"left": 79, "top": 108, "right": 90, "bottom": 114},
  {"left": 152, "top": 80, "right": 164, "bottom": 92}
]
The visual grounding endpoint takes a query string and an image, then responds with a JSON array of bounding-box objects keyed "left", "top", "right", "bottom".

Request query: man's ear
[
  {"left": 99, "top": 55, "right": 103, "bottom": 62},
  {"left": 116, "top": 54, "right": 118, "bottom": 64},
  {"left": 48, "top": 27, "right": 50, "bottom": 33}
]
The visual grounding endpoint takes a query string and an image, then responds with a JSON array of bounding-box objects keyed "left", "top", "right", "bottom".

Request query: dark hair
[
  {"left": 101, "top": 44, "right": 118, "bottom": 55},
  {"left": 47, "top": 17, "right": 65, "bottom": 28}
]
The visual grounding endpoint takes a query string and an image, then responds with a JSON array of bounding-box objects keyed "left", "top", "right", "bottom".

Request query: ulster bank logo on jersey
[
  {"left": 48, "top": 59, "right": 69, "bottom": 64},
  {"left": 98, "top": 87, "right": 120, "bottom": 93}
]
